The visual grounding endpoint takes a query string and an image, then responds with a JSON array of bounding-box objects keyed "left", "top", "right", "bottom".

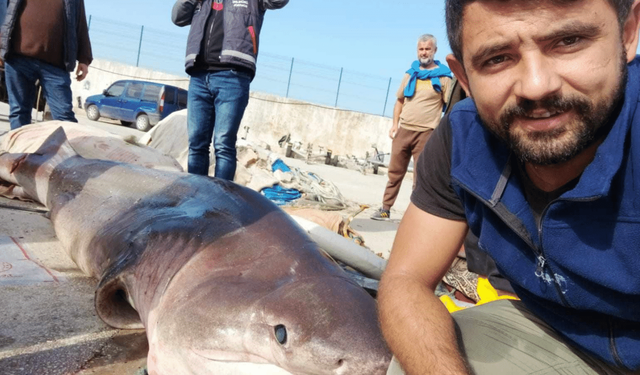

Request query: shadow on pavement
[{"left": 0, "top": 330, "right": 147, "bottom": 375}]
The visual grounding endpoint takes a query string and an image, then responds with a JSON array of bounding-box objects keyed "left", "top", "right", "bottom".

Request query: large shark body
[{"left": 0, "top": 128, "right": 391, "bottom": 375}]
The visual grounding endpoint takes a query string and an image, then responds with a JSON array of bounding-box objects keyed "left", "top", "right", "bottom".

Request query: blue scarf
[{"left": 403, "top": 60, "right": 453, "bottom": 97}]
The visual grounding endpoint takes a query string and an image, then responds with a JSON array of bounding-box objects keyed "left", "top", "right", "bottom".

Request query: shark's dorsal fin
[
  {"left": 33, "top": 127, "right": 78, "bottom": 159},
  {"left": 0, "top": 127, "right": 81, "bottom": 205}
]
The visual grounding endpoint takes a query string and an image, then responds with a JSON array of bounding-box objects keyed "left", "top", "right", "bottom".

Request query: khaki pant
[
  {"left": 387, "top": 300, "right": 636, "bottom": 375},
  {"left": 382, "top": 127, "right": 433, "bottom": 210}
]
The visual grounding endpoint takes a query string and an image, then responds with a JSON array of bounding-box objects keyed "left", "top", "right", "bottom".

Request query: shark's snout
[
  {"left": 259, "top": 276, "right": 392, "bottom": 375},
  {"left": 147, "top": 273, "right": 390, "bottom": 375}
]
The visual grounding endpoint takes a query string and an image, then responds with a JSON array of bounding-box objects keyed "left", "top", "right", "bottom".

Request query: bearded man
[
  {"left": 378, "top": 0, "right": 640, "bottom": 374},
  {"left": 371, "top": 34, "right": 452, "bottom": 221}
]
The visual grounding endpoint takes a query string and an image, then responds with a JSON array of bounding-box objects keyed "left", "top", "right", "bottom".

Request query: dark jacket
[
  {"left": 0, "top": 0, "right": 91, "bottom": 72},
  {"left": 448, "top": 56, "right": 640, "bottom": 370},
  {"left": 172, "top": 0, "right": 288, "bottom": 74}
]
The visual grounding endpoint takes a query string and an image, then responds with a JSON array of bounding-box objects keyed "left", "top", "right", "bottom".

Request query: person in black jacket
[
  {"left": 172, "top": 0, "right": 288, "bottom": 180},
  {"left": 0, "top": 0, "right": 92, "bottom": 129}
]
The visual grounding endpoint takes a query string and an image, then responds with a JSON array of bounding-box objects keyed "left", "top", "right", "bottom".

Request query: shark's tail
[{"left": 0, "top": 127, "right": 78, "bottom": 203}]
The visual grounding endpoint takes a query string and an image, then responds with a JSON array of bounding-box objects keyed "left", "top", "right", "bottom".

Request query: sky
[
  {"left": 84, "top": 0, "right": 453, "bottom": 82},
  {"left": 84, "top": 0, "right": 640, "bottom": 115}
]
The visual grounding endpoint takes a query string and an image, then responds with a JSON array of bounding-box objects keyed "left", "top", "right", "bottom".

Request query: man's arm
[
  {"left": 378, "top": 203, "right": 471, "bottom": 375},
  {"left": 260, "top": 0, "right": 289, "bottom": 10},
  {"left": 389, "top": 98, "right": 403, "bottom": 139},
  {"left": 76, "top": 0, "right": 92, "bottom": 69},
  {"left": 442, "top": 77, "right": 453, "bottom": 105},
  {"left": 172, "top": 0, "right": 199, "bottom": 27}
]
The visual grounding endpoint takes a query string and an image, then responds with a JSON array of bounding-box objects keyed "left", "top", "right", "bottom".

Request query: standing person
[
  {"left": 379, "top": 0, "right": 640, "bottom": 374},
  {"left": 371, "top": 34, "right": 452, "bottom": 221},
  {"left": 172, "top": 0, "right": 288, "bottom": 180},
  {"left": 0, "top": 0, "right": 92, "bottom": 130}
]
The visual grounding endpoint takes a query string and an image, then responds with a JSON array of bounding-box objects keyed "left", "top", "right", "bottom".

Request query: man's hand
[
  {"left": 378, "top": 204, "right": 470, "bottom": 374},
  {"left": 389, "top": 125, "right": 399, "bottom": 139},
  {"left": 76, "top": 63, "right": 89, "bottom": 82},
  {"left": 389, "top": 125, "right": 398, "bottom": 139},
  {"left": 392, "top": 98, "right": 404, "bottom": 140}
]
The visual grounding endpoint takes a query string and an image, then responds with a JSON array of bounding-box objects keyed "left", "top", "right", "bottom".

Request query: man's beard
[
  {"left": 419, "top": 57, "right": 433, "bottom": 67},
  {"left": 479, "top": 57, "right": 627, "bottom": 166}
]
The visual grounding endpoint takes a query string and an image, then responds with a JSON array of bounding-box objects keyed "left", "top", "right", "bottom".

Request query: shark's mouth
[
  {"left": 191, "top": 348, "right": 270, "bottom": 364},
  {"left": 189, "top": 349, "right": 295, "bottom": 375}
]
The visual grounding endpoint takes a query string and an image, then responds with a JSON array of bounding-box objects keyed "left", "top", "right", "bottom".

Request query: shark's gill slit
[{"left": 95, "top": 277, "right": 143, "bottom": 329}]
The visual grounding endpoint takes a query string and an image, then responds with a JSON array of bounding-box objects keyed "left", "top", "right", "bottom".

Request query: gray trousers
[{"left": 387, "top": 300, "right": 636, "bottom": 375}]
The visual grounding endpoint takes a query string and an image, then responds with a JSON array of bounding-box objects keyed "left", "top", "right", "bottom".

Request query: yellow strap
[
  {"left": 476, "top": 276, "right": 518, "bottom": 306},
  {"left": 438, "top": 277, "right": 519, "bottom": 313}
]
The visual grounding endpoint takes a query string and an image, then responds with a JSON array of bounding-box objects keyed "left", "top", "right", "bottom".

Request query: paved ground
[
  {"left": 0, "top": 104, "right": 152, "bottom": 375},
  {"left": 0, "top": 103, "right": 413, "bottom": 374},
  {"left": 282, "top": 157, "right": 412, "bottom": 259}
]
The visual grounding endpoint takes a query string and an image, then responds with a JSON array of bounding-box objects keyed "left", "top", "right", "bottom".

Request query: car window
[
  {"left": 141, "top": 85, "right": 161, "bottom": 102},
  {"left": 164, "top": 87, "right": 176, "bottom": 105},
  {"left": 125, "top": 83, "right": 144, "bottom": 99},
  {"left": 178, "top": 90, "right": 188, "bottom": 108},
  {"left": 106, "top": 82, "right": 126, "bottom": 97}
]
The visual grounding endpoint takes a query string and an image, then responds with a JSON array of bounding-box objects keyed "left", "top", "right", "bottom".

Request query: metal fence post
[
  {"left": 286, "top": 57, "right": 294, "bottom": 98},
  {"left": 136, "top": 25, "right": 144, "bottom": 67},
  {"left": 335, "top": 67, "right": 343, "bottom": 107},
  {"left": 382, "top": 77, "right": 392, "bottom": 116}
]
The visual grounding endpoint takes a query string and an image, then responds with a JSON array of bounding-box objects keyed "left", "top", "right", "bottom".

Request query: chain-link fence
[{"left": 87, "top": 15, "right": 401, "bottom": 117}]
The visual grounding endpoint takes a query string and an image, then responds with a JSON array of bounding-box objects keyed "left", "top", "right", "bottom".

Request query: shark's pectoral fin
[
  {"left": 0, "top": 182, "right": 32, "bottom": 201},
  {"left": 95, "top": 275, "right": 144, "bottom": 329}
]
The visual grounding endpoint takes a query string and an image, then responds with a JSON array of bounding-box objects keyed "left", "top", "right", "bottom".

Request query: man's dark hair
[{"left": 446, "top": 0, "right": 635, "bottom": 63}]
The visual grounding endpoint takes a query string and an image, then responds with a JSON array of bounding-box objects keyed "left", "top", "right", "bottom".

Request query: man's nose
[{"left": 513, "top": 53, "right": 561, "bottom": 102}]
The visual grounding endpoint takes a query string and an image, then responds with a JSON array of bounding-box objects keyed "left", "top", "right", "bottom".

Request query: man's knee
[
  {"left": 46, "top": 100, "right": 76, "bottom": 122},
  {"left": 452, "top": 301, "right": 604, "bottom": 375}
]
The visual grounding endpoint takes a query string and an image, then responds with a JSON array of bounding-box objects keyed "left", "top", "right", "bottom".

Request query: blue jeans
[
  {"left": 4, "top": 55, "right": 77, "bottom": 130},
  {"left": 187, "top": 69, "right": 251, "bottom": 180}
]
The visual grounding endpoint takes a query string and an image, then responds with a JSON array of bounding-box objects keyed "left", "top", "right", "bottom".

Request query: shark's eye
[{"left": 274, "top": 324, "right": 287, "bottom": 345}]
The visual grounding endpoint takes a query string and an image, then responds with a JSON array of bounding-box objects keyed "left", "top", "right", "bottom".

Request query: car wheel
[
  {"left": 86, "top": 105, "right": 100, "bottom": 121},
  {"left": 135, "top": 114, "right": 151, "bottom": 131},
  {"left": 120, "top": 120, "right": 133, "bottom": 126}
]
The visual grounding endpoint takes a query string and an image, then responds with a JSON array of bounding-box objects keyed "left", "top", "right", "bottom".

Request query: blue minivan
[{"left": 84, "top": 80, "right": 188, "bottom": 131}]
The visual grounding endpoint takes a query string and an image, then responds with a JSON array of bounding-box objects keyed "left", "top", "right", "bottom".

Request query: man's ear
[
  {"left": 446, "top": 54, "right": 471, "bottom": 97},
  {"left": 623, "top": 0, "right": 640, "bottom": 62}
]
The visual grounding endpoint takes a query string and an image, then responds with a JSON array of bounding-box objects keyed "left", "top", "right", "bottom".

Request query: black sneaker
[{"left": 371, "top": 208, "right": 391, "bottom": 221}]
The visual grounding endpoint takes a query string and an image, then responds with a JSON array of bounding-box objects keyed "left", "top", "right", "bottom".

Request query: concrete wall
[
  {"left": 71, "top": 59, "right": 393, "bottom": 158},
  {"left": 241, "top": 93, "right": 393, "bottom": 158}
]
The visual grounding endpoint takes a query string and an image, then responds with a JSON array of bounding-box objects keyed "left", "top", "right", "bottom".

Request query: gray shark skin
[{"left": 0, "top": 128, "right": 391, "bottom": 375}]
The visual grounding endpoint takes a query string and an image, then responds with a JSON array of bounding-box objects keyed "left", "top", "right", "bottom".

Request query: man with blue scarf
[{"left": 371, "top": 34, "right": 452, "bottom": 221}]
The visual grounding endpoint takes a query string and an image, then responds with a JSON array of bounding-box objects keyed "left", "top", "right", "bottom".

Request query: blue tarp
[
  {"left": 262, "top": 185, "right": 302, "bottom": 205},
  {"left": 271, "top": 158, "right": 291, "bottom": 173},
  {"left": 261, "top": 159, "right": 301, "bottom": 205}
]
